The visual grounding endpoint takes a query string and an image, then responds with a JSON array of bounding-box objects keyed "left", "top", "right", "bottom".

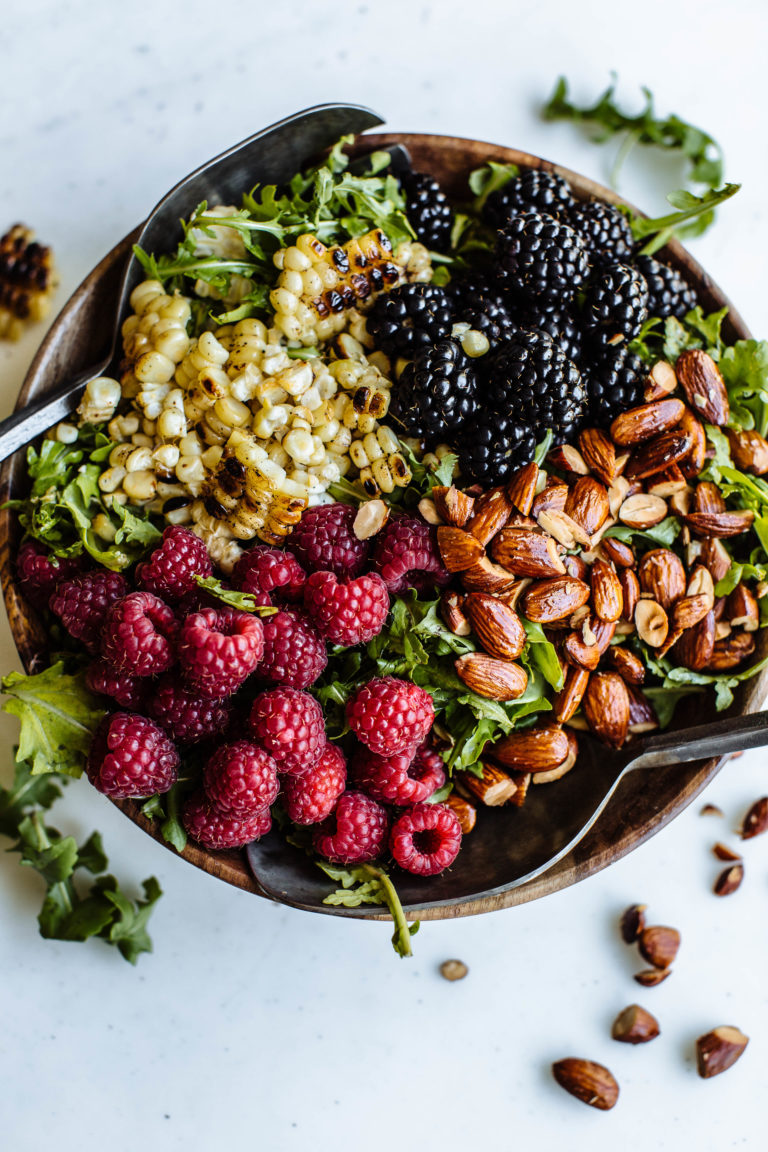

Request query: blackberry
[
  {"left": 485, "top": 329, "right": 587, "bottom": 443},
  {"left": 568, "top": 201, "right": 634, "bottom": 262},
  {"left": 401, "top": 170, "right": 454, "bottom": 251},
  {"left": 585, "top": 347, "right": 648, "bottom": 426},
  {"left": 458, "top": 413, "right": 537, "bottom": 485},
  {"left": 483, "top": 170, "right": 574, "bottom": 229},
  {"left": 443, "top": 269, "right": 498, "bottom": 315},
  {"left": 634, "top": 254, "right": 698, "bottom": 319},
  {"left": 390, "top": 339, "right": 478, "bottom": 445},
  {"left": 366, "top": 283, "right": 453, "bottom": 357},
  {"left": 495, "top": 212, "right": 590, "bottom": 304},
  {"left": 519, "top": 303, "right": 582, "bottom": 363},
  {"left": 583, "top": 261, "right": 649, "bottom": 348}
]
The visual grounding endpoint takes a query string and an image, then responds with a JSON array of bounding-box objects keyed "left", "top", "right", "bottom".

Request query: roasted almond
[
  {"left": 674, "top": 609, "right": 716, "bottom": 671},
  {"left": 713, "top": 842, "right": 742, "bottom": 862},
  {"left": 646, "top": 463, "right": 688, "bottom": 497},
  {"left": 499, "top": 578, "right": 532, "bottom": 611},
  {"left": 677, "top": 405, "right": 707, "bottom": 479},
  {"left": 551, "top": 1059, "right": 619, "bottom": 1111},
  {"left": 490, "top": 528, "right": 567, "bottom": 578},
  {"left": 687, "top": 564, "right": 716, "bottom": 604},
  {"left": 696, "top": 1026, "right": 749, "bottom": 1079},
  {"left": 454, "top": 653, "right": 528, "bottom": 701},
  {"left": 583, "top": 671, "right": 629, "bottom": 748},
  {"left": 436, "top": 526, "right": 485, "bottom": 572},
  {"left": 609, "top": 646, "right": 645, "bottom": 685},
  {"left": 634, "top": 968, "right": 671, "bottom": 987},
  {"left": 725, "top": 427, "right": 768, "bottom": 475},
  {"left": 700, "top": 537, "right": 732, "bottom": 582},
  {"left": 619, "top": 567, "right": 640, "bottom": 621},
  {"left": 445, "top": 793, "right": 476, "bottom": 833},
  {"left": 589, "top": 615, "right": 617, "bottom": 655},
  {"left": 671, "top": 593, "right": 712, "bottom": 631},
  {"left": 521, "top": 576, "right": 591, "bottom": 624},
  {"left": 466, "top": 486, "right": 513, "bottom": 546},
  {"left": 564, "top": 476, "right": 610, "bottom": 537},
  {"left": 624, "top": 431, "right": 693, "bottom": 480},
  {"left": 461, "top": 556, "right": 519, "bottom": 595},
  {"left": 562, "top": 553, "right": 589, "bottom": 581},
  {"left": 726, "top": 583, "right": 759, "bottom": 630},
  {"left": 638, "top": 549, "right": 686, "bottom": 609},
  {"left": 591, "top": 559, "right": 624, "bottom": 623},
  {"left": 644, "top": 359, "right": 678, "bottom": 401},
  {"left": 627, "top": 686, "right": 658, "bottom": 734},
  {"left": 578, "top": 426, "right": 617, "bottom": 486},
  {"left": 506, "top": 769, "right": 532, "bottom": 808},
  {"left": 353, "top": 498, "right": 389, "bottom": 539},
  {"left": 536, "top": 508, "right": 591, "bottom": 549},
  {"left": 533, "top": 729, "right": 579, "bottom": 782},
  {"left": 531, "top": 480, "right": 569, "bottom": 517},
  {"left": 620, "top": 903, "right": 647, "bottom": 943},
  {"left": 610, "top": 397, "right": 685, "bottom": 446},
  {"left": 549, "top": 444, "right": 590, "bottom": 476},
  {"left": 465, "top": 592, "right": 526, "bottom": 660},
  {"left": 563, "top": 631, "right": 601, "bottom": 671},
  {"left": 417, "top": 496, "right": 442, "bottom": 525},
  {"left": 441, "top": 589, "right": 471, "bottom": 636},
  {"left": 705, "top": 630, "right": 756, "bottom": 671},
  {"left": 611, "top": 1004, "right": 660, "bottom": 1045},
  {"left": 553, "top": 666, "right": 590, "bottom": 723},
  {"left": 694, "top": 481, "right": 726, "bottom": 515},
  {"left": 638, "top": 925, "right": 680, "bottom": 969},
  {"left": 431, "top": 485, "right": 475, "bottom": 527},
  {"left": 618, "top": 492, "right": 668, "bottom": 530},
  {"left": 714, "top": 863, "right": 744, "bottom": 896},
  {"left": 506, "top": 460, "right": 539, "bottom": 515},
  {"left": 459, "top": 761, "right": 519, "bottom": 806},
  {"left": 676, "top": 348, "right": 730, "bottom": 426},
  {"left": 607, "top": 475, "right": 631, "bottom": 518},
  {"left": 490, "top": 724, "right": 570, "bottom": 772},
  {"left": 635, "top": 600, "right": 669, "bottom": 648},
  {"left": 600, "top": 536, "right": 635, "bottom": 568},
  {"left": 741, "top": 796, "right": 768, "bottom": 840}
]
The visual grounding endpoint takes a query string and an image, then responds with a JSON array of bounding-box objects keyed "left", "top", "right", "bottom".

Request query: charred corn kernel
[
  {"left": 108, "top": 412, "right": 140, "bottom": 442},
  {"left": 98, "top": 465, "right": 126, "bottom": 493},
  {"left": 125, "top": 446, "right": 153, "bottom": 472},
  {"left": 347, "top": 309, "right": 374, "bottom": 348},
  {"left": 252, "top": 405, "right": 290, "bottom": 439},
  {"left": 165, "top": 502, "right": 193, "bottom": 526},
  {"left": 357, "top": 414, "right": 377, "bottom": 434},
  {"left": 135, "top": 349, "right": 176, "bottom": 384},
  {"left": 176, "top": 456, "right": 206, "bottom": 492},
  {"left": 179, "top": 432, "right": 203, "bottom": 457},
  {"left": 362, "top": 432, "right": 384, "bottom": 462},
  {"left": 157, "top": 406, "right": 186, "bottom": 440},
  {"left": 277, "top": 362, "right": 313, "bottom": 399},
  {"left": 376, "top": 425, "right": 400, "bottom": 454},
  {"left": 214, "top": 395, "right": 251, "bottom": 428},
  {"left": 0, "top": 225, "right": 58, "bottom": 341},
  {"left": 349, "top": 440, "right": 369, "bottom": 469},
  {"left": 92, "top": 513, "right": 117, "bottom": 542},
  {"left": 130, "top": 280, "right": 165, "bottom": 316},
  {"left": 152, "top": 444, "right": 180, "bottom": 471},
  {"left": 190, "top": 507, "right": 243, "bottom": 573},
  {"left": 123, "top": 470, "right": 157, "bottom": 502},
  {"left": 283, "top": 428, "right": 319, "bottom": 466},
  {"left": 371, "top": 456, "right": 395, "bottom": 493},
  {"left": 103, "top": 491, "right": 127, "bottom": 508},
  {"left": 358, "top": 466, "right": 379, "bottom": 497},
  {"left": 136, "top": 382, "right": 171, "bottom": 419},
  {"left": 109, "top": 443, "right": 133, "bottom": 468},
  {"left": 130, "top": 432, "right": 155, "bottom": 449},
  {"left": 77, "top": 376, "right": 121, "bottom": 423},
  {"left": 201, "top": 445, "right": 223, "bottom": 470},
  {"left": 55, "top": 422, "right": 78, "bottom": 444},
  {"left": 390, "top": 453, "right": 412, "bottom": 486},
  {"left": 198, "top": 411, "right": 230, "bottom": 444},
  {"left": 316, "top": 418, "right": 341, "bottom": 444},
  {"left": 328, "top": 427, "right": 352, "bottom": 455}
]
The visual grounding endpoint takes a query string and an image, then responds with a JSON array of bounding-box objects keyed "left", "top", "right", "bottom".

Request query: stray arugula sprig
[
  {"left": 630, "top": 184, "right": 740, "bottom": 255},
  {"left": 193, "top": 575, "right": 278, "bottom": 615},
  {"left": 0, "top": 760, "right": 161, "bottom": 963},
  {"left": 318, "top": 861, "right": 419, "bottom": 958},
  {"left": 543, "top": 75, "right": 724, "bottom": 189}
]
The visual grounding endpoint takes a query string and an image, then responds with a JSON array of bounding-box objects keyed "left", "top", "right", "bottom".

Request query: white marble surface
[{"left": 2, "top": 1, "right": 768, "bottom": 1148}]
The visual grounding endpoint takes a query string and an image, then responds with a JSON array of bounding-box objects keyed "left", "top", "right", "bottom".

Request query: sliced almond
[
  {"left": 694, "top": 481, "right": 726, "bottom": 515},
  {"left": 674, "top": 610, "right": 716, "bottom": 671},
  {"left": 618, "top": 492, "right": 668, "bottom": 529},
  {"left": 619, "top": 568, "right": 640, "bottom": 621},
  {"left": 676, "top": 348, "right": 730, "bottom": 426},
  {"left": 564, "top": 476, "right": 610, "bottom": 537},
  {"left": 600, "top": 536, "right": 635, "bottom": 568},
  {"left": 626, "top": 688, "right": 658, "bottom": 735},
  {"left": 610, "top": 397, "right": 685, "bottom": 445},
  {"left": 436, "top": 526, "right": 485, "bottom": 572},
  {"left": 741, "top": 797, "right": 768, "bottom": 840},
  {"left": 563, "top": 631, "right": 601, "bottom": 671},
  {"left": 700, "top": 537, "right": 732, "bottom": 583},
  {"left": 531, "top": 480, "right": 569, "bottom": 517},
  {"left": 440, "top": 589, "right": 471, "bottom": 636},
  {"left": 490, "top": 724, "right": 570, "bottom": 773},
  {"left": 465, "top": 592, "right": 526, "bottom": 660},
  {"left": 458, "top": 762, "right": 518, "bottom": 806},
  {"left": 609, "top": 646, "right": 645, "bottom": 685},
  {"left": 726, "top": 584, "right": 759, "bottom": 631},
  {"left": 578, "top": 426, "right": 617, "bottom": 486},
  {"left": 644, "top": 359, "right": 678, "bottom": 401},
  {"left": 635, "top": 600, "right": 669, "bottom": 648},
  {"left": 431, "top": 485, "right": 475, "bottom": 528},
  {"left": 445, "top": 793, "right": 476, "bottom": 834},
  {"left": 607, "top": 475, "right": 631, "bottom": 518},
  {"left": 686, "top": 565, "right": 715, "bottom": 604},
  {"left": 671, "top": 593, "right": 712, "bottom": 631},
  {"left": 490, "top": 528, "right": 566, "bottom": 578},
  {"left": 634, "top": 968, "right": 671, "bottom": 988},
  {"left": 714, "top": 863, "right": 744, "bottom": 896},
  {"left": 353, "top": 498, "right": 389, "bottom": 540},
  {"left": 583, "top": 671, "right": 629, "bottom": 748},
  {"left": 713, "top": 842, "right": 742, "bottom": 862},
  {"left": 533, "top": 732, "right": 578, "bottom": 783},
  {"left": 417, "top": 496, "right": 442, "bottom": 525},
  {"left": 647, "top": 464, "right": 688, "bottom": 498},
  {"left": 536, "top": 508, "right": 590, "bottom": 549},
  {"left": 521, "top": 576, "right": 591, "bottom": 624},
  {"left": 696, "top": 1026, "right": 749, "bottom": 1079},
  {"left": 454, "top": 653, "right": 528, "bottom": 701},
  {"left": 620, "top": 903, "right": 647, "bottom": 943},
  {"left": 548, "top": 444, "right": 589, "bottom": 476}
]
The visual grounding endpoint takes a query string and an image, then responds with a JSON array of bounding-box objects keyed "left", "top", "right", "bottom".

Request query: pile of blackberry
[{"left": 374, "top": 163, "right": 699, "bottom": 477}]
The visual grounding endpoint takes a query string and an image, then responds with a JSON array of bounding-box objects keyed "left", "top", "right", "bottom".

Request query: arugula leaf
[
  {"left": 604, "top": 517, "right": 681, "bottom": 549},
  {"left": 318, "top": 861, "right": 418, "bottom": 958},
  {"left": 193, "top": 575, "right": 278, "bottom": 615},
  {"left": 543, "top": 76, "right": 724, "bottom": 190},
  {"left": 2, "top": 663, "right": 105, "bottom": 777},
  {"left": 141, "top": 782, "right": 189, "bottom": 853},
  {"left": 468, "top": 160, "right": 520, "bottom": 212},
  {"left": 521, "top": 619, "right": 564, "bottom": 692},
  {"left": 631, "top": 184, "right": 740, "bottom": 255}
]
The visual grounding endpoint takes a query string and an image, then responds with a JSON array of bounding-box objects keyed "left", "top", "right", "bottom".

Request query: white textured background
[{"left": 2, "top": 1, "right": 768, "bottom": 1148}]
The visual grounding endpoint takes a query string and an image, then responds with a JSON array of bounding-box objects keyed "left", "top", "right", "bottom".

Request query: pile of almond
[{"left": 424, "top": 348, "right": 765, "bottom": 807}]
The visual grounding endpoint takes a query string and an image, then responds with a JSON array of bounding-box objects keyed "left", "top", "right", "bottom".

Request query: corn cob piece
[{"left": 0, "top": 224, "right": 57, "bottom": 340}]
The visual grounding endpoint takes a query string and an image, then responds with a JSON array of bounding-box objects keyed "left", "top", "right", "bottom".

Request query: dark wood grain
[{"left": 0, "top": 132, "right": 763, "bottom": 922}]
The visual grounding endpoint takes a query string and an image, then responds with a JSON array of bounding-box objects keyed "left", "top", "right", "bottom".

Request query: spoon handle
[
  {"left": 628, "top": 709, "right": 768, "bottom": 771},
  {"left": 0, "top": 372, "right": 99, "bottom": 464}
]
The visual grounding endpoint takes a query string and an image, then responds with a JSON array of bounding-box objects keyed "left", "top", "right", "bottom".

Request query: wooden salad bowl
[{"left": 1, "top": 132, "right": 765, "bottom": 922}]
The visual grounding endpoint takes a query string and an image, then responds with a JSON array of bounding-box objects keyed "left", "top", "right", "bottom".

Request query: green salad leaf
[
  {"left": 193, "top": 575, "right": 279, "bottom": 615},
  {"left": 2, "top": 663, "right": 105, "bottom": 777},
  {"left": 318, "top": 861, "right": 418, "bottom": 958}
]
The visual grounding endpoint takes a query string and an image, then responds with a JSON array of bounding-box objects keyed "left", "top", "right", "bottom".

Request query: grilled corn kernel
[
  {"left": 55, "top": 422, "right": 78, "bottom": 444},
  {"left": 77, "top": 376, "right": 121, "bottom": 423},
  {"left": 98, "top": 465, "right": 126, "bottom": 493},
  {"left": 108, "top": 413, "right": 140, "bottom": 442},
  {"left": 123, "top": 470, "right": 157, "bottom": 502}
]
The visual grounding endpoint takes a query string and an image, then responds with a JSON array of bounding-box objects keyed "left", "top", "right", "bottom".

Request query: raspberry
[
  {"left": 389, "top": 803, "right": 462, "bottom": 876},
  {"left": 303, "top": 571, "right": 389, "bottom": 646},
  {"left": 85, "top": 659, "right": 149, "bottom": 711},
  {"left": 281, "top": 743, "right": 347, "bottom": 825},
  {"left": 16, "top": 540, "right": 84, "bottom": 611},
  {"left": 351, "top": 742, "right": 446, "bottom": 805},
  {"left": 135, "top": 525, "right": 212, "bottom": 603},
  {"left": 50, "top": 570, "right": 129, "bottom": 653},
  {"left": 258, "top": 608, "right": 327, "bottom": 688},
  {"left": 232, "top": 545, "right": 306, "bottom": 606},
  {"left": 86, "top": 713, "right": 179, "bottom": 799},
  {"left": 178, "top": 607, "right": 264, "bottom": 698},
  {"left": 248, "top": 687, "right": 325, "bottom": 776},
  {"left": 100, "top": 591, "right": 179, "bottom": 676},
  {"left": 182, "top": 789, "right": 272, "bottom": 850},
  {"left": 147, "top": 674, "right": 231, "bottom": 744},
  {"left": 203, "top": 740, "right": 279, "bottom": 816},
  {"left": 372, "top": 515, "right": 449, "bottom": 594},
  {"left": 346, "top": 676, "right": 434, "bottom": 757},
  {"left": 313, "top": 791, "right": 388, "bottom": 864},
  {"left": 286, "top": 503, "right": 369, "bottom": 579}
]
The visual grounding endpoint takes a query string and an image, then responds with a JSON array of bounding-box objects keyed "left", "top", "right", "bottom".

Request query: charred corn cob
[{"left": 0, "top": 225, "right": 57, "bottom": 340}]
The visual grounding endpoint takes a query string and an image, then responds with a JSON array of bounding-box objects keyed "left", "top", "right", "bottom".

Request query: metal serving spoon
[
  {"left": 0, "top": 102, "right": 384, "bottom": 462},
  {"left": 246, "top": 709, "right": 768, "bottom": 915}
]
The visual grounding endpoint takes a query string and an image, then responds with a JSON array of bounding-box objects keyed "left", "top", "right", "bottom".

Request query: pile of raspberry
[{"left": 17, "top": 504, "right": 462, "bottom": 876}]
